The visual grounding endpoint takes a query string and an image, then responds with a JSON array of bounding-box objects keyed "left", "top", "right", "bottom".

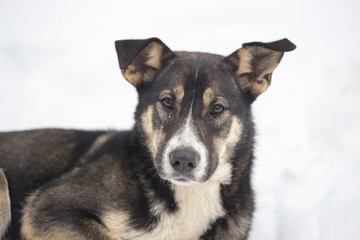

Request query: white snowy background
[{"left": 1, "top": 0, "right": 359, "bottom": 239}]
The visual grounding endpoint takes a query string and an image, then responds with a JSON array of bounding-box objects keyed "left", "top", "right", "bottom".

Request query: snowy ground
[{"left": 1, "top": 0, "right": 359, "bottom": 239}]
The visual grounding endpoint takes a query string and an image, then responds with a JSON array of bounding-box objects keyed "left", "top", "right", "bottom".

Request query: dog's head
[{"left": 115, "top": 38, "right": 295, "bottom": 185}]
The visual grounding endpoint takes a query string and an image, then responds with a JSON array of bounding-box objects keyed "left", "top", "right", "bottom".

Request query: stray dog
[{"left": 0, "top": 37, "right": 295, "bottom": 240}]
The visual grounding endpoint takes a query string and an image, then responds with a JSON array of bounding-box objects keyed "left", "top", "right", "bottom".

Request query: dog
[{"left": 0, "top": 37, "right": 295, "bottom": 240}]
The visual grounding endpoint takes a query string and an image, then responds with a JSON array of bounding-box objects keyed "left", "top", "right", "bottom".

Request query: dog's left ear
[
  {"left": 115, "top": 38, "right": 175, "bottom": 88},
  {"left": 224, "top": 38, "right": 296, "bottom": 100}
]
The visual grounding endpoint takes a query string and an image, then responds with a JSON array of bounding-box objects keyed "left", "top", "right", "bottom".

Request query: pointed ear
[
  {"left": 115, "top": 38, "right": 175, "bottom": 88},
  {"left": 224, "top": 38, "right": 296, "bottom": 100}
]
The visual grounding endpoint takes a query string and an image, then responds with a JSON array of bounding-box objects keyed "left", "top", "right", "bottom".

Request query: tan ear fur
[
  {"left": 236, "top": 46, "right": 283, "bottom": 98},
  {"left": 225, "top": 38, "right": 296, "bottom": 100},
  {"left": 121, "top": 42, "right": 166, "bottom": 87}
]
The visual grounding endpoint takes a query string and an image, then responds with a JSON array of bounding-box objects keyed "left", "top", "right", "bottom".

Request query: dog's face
[
  {"left": 135, "top": 54, "right": 249, "bottom": 185},
  {"left": 115, "top": 38, "right": 295, "bottom": 185}
]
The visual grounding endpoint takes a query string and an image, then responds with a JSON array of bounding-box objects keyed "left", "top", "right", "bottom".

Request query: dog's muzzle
[{"left": 169, "top": 148, "right": 199, "bottom": 174}]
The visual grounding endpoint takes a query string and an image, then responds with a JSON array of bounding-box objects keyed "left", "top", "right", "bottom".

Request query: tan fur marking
[
  {"left": 121, "top": 42, "right": 164, "bottom": 87},
  {"left": 20, "top": 213, "right": 35, "bottom": 239},
  {"left": 0, "top": 169, "right": 11, "bottom": 238},
  {"left": 141, "top": 106, "right": 164, "bottom": 160},
  {"left": 22, "top": 210, "right": 121, "bottom": 240},
  {"left": 151, "top": 129, "right": 165, "bottom": 160},
  {"left": 202, "top": 88, "right": 215, "bottom": 118},
  {"left": 102, "top": 211, "right": 134, "bottom": 239},
  {"left": 142, "top": 69, "right": 156, "bottom": 83},
  {"left": 249, "top": 48, "right": 282, "bottom": 96},
  {"left": 236, "top": 49, "right": 253, "bottom": 75},
  {"left": 145, "top": 42, "right": 163, "bottom": 69},
  {"left": 141, "top": 105, "right": 154, "bottom": 152},
  {"left": 203, "top": 88, "right": 214, "bottom": 107},
  {"left": 237, "top": 46, "right": 283, "bottom": 97},
  {"left": 173, "top": 85, "right": 184, "bottom": 104},
  {"left": 214, "top": 116, "right": 243, "bottom": 182},
  {"left": 250, "top": 78, "right": 269, "bottom": 97},
  {"left": 227, "top": 216, "right": 252, "bottom": 238},
  {"left": 222, "top": 116, "right": 243, "bottom": 153},
  {"left": 121, "top": 66, "right": 142, "bottom": 87},
  {"left": 21, "top": 211, "right": 79, "bottom": 240}
]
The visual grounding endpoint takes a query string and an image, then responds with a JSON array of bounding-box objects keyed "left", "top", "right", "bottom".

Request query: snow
[{"left": 1, "top": 0, "right": 359, "bottom": 239}]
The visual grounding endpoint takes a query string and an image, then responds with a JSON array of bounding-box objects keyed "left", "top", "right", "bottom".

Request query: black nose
[{"left": 169, "top": 149, "right": 199, "bottom": 174}]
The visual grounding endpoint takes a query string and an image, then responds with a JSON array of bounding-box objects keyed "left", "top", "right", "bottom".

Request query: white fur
[
  {"left": 102, "top": 176, "right": 226, "bottom": 240},
  {"left": 162, "top": 115, "right": 208, "bottom": 183}
]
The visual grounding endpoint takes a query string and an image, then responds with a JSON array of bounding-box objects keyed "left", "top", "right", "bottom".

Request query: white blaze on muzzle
[
  {"left": 162, "top": 68, "right": 209, "bottom": 184},
  {"left": 162, "top": 113, "right": 208, "bottom": 184}
]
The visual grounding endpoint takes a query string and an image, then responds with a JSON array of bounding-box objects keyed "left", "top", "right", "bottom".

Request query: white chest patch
[{"left": 103, "top": 180, "right": 226, "bottom": 240}]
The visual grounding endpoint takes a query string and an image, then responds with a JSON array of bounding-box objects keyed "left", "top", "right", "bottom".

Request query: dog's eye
[
  {"left": 210, "top": 104, "right": 225, "bottom": 116},
  {"left": 161, "top": 98, "right": 174, "bottom": 110}
]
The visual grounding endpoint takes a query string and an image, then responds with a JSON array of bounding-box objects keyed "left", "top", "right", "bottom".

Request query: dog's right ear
[{"left": 115, "top": 38, "right": 175, "bottom": 88}]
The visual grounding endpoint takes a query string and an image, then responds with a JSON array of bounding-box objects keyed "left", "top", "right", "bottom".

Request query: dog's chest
[{"left": 103, "top": 181, "right": 225, "bottom": 240}]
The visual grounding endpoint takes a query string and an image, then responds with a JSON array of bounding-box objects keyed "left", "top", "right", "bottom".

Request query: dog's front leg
[
  {"left": 200, "top": 216, "right": 251, "bottom": 240},
  {"left": 21, "top": 210, "right": 122, "bottom": 240}
]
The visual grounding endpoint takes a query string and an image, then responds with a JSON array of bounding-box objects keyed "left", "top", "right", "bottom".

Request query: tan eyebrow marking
[
  {"left": 203, "top": 88, "right": 214, "bottom": 107},
  {"left": 173, "top": 85, "right": 184, "bottom": 103}
]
